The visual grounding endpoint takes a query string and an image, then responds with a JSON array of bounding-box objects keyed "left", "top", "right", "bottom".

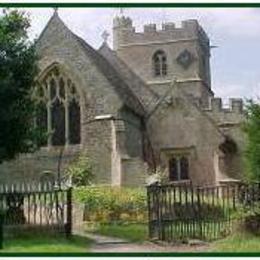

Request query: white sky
[{"left": 10, "top": 8, "right": 260, "bottom": 103}]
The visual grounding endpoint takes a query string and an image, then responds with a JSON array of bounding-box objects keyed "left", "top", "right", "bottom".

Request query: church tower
[{"left": 113, "top": 16, "right": 213, "bottom": 105}]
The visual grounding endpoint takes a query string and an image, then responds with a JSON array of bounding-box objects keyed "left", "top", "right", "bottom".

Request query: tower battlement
[
  {"left": 113, "top": 16, "right": 209, "bottom": 50},
  {"left": 202, "top": 97, "right": 244, "bottom": 126},
  {"left": 205, "top": 97, "right": 244, "bottom": 114}
]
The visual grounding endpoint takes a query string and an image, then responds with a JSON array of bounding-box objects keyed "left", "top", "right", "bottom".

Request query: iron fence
[
  {"left": 147, "top": 182, "right": 260, "bottom": 242},
  {"left": 0, "top": 182, "right": 72, "bottom": 240}
]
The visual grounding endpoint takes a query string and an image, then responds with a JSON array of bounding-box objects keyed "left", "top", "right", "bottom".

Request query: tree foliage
[
  {"left": 243, "top": 100, "right": 260, "bottom": 181},
  {"left": 0, "top": 9, "right": 39, "bottom": 162}
]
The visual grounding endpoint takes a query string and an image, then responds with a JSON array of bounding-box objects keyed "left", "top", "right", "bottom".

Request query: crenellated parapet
[
  {"left": 205, "top": 97, "right": 243, "bottom": 113},
  {"left": 203, "top": 97, "right": 245, "bottom": 127},
  {"left": 113, "top": 16, "right": 209, "bottom": 50}
]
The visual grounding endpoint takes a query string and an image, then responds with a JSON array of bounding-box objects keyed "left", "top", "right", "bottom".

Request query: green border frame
[
  {"left": 0, "top": 252, "right": 260, "bottom": 257},
  {"left": 0, "top": 1, "right": 260, "bottom": 256},
  {"left": 1, "top": 3, "right": 260, "bottom": 7}
]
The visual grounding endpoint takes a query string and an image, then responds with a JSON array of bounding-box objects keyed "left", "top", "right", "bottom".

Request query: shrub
[
  {"left": 146, "top": 167, "right": 169, "bottom": 185},
  {"left": 243, "top": 100, "right": 260, "bottom": 182},
  {"left": 65, "top": 155, "right": 93, "bottom": 186},
  {"left": 74, "top": 186, "right": 147, "bottom": 224}
]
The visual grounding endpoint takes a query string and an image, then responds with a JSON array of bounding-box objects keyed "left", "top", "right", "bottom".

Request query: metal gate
[{"left": 147, "top": 183, "right": 260, "bottom": 242}]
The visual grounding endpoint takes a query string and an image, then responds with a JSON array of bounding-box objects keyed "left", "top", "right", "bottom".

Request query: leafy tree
[
  {"left": 243, "top": 100, "right": 260, "bottom": 181},
  {"left": 0, "top": 9, "right": 40, "bottom": 163}
]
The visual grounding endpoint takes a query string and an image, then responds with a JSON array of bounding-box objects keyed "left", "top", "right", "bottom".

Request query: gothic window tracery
[
  {"left": 153, "top": 50, "right": 167, "bottom": 77},
  {"left": 34, "top": 67, "right": 81, "bottom": 146}
]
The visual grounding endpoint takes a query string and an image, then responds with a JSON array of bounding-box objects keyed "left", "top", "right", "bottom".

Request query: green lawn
[
  {"left": 90, "top": 223, "right": 260, "bottom": 252},
  {"left": 1, "top": 233, "right": 92, "bottom": 253},
  {"left": 89, "top": 223, "right": 148, "bottom": 242},
  {"left": 212, "top": 231, "right": 260, "bottom": 252}
]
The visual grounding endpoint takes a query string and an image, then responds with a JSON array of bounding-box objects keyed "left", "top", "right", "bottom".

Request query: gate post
[
  {"left": 147, "top": 185, "right": 152, "bottom": 239},
  {"left": 0, "top": 212, "right": 3, "bottom": 249},
  {"left": 196, "top": 188, "right": 203, "bottom": 239},
  {"left": 65, "top": 187, "right": 72, "bottom": 238},
  {"left": 147, "top": 184, "right": 159, "bottom": 240}
]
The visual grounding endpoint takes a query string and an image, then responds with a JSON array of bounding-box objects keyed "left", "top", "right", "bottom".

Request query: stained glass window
[{"left": 35, "top": 66, "right": 81, "bottom": 146}]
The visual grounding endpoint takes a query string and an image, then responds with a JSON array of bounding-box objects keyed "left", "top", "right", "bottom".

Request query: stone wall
[
  {"left": 121, "top": 157, "right": 147, "bottom": 187},
  {"left": 113, "top": 17, "right": 211, "bottom": 94},
  {"left": 146, "top": 87, "right": 226, "bottom": 186},
  {"left": 0, "top": 14, "right": 247, "bottom": 188},
  {"left": 0, "top": 146, "right": 80, "bottom": 184},
  {"left": 0, "top": 13, "right": 125, "bottom": 185}
]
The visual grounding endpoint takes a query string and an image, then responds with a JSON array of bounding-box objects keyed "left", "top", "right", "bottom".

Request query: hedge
[{"left": 74, "top": 186, "right": 147, "bottom": 223}]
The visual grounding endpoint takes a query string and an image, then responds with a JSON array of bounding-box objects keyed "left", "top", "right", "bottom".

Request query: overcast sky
[{"left": 15, "top": 8, "right": 260, "bottom": 104}]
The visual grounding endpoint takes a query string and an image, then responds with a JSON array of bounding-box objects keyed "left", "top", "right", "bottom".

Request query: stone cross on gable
[
  {"left": 53, "top": 7, "right": 59, "bottom": 14},
  {"left": 101, "top": 30, "right": 110, "bottom": 43},
  {"left": 119, "top": 8, "right": 124, "bottom": 15}
]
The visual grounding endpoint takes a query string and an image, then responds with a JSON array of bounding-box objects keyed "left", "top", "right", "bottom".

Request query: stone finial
[
  {"left": 113, "top": 15, "right": 133, "bottom": 28},
  {"left": 101, "top": 30, "right": 110, "bottom": 43},
  {"left": 53, "top": 7, "right": 59, "bottom": 15},
  {"left": 119, "top": 8, "right": 124, "bottom": 16}
]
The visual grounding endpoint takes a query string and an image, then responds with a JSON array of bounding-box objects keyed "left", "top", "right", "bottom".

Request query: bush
[
  {"left": 74, "top": 186, "right": 147, "bottom": 224},
  {"left": 146, "top": 167, "right": 169, "bottom": 185},
  {"left": 243, "top": 100, "right": 260, "bottom": 182},
  {"left": 65, "top": 155, "right": 93, "bottom": 186},
  {"left": 244, "top": 213, "right": 260, "bottom": 235}
]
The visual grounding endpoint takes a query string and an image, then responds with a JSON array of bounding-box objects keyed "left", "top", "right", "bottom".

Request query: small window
[
  {"left": 169, "top": 156, "right": 189, "bottom": 181},
  {"left": 169, "top": 158, "right": 178, "bottom": 181},
  {"left": 153, "top": 50, "right": 167, "bottom": 77}
]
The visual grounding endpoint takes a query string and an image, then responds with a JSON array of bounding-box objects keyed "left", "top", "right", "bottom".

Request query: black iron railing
[
  {"left": 147, "top": 182, "right": 260, "bottom": 242},
  {"left": 0, "top": 182, "right": 72, "bottom": 247}
]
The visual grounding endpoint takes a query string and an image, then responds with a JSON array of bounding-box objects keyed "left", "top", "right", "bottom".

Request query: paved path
[{"left": 84, "top": 233, "right": 209, "bottom": 253}]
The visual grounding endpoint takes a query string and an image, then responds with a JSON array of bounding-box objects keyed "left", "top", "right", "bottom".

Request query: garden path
[{"left": 84, "top": 233, "right": 210, "bottom": 253}]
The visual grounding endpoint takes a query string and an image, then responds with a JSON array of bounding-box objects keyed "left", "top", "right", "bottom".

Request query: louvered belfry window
[{"left": 153, "top": 50, "right": 167, "bottom": 77}]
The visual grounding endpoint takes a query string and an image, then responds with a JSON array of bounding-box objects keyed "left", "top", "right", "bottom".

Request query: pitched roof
[
  {"left": 36, "top": 12, "right": 145, "bottom": 117},
  {"left": 98, "top": 43, "right": 160, "bottom": 113}
]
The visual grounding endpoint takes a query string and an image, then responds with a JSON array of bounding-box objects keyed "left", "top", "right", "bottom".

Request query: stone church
[{"left": 0, "top": 10, "right": 246, "bottom": 186}]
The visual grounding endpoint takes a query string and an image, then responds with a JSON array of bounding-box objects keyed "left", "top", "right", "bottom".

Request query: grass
[
  {"left": 89, "top": 223, "right": 148, "bottom": 242},
  {"left": 212, "top": 231, "right": 260, "bottom": 252},
  {"left": 1, "top": 232, "right": 92, "bottom": 253},
  {"left": 90, "top": 222, "right": 260, "bottom": 252}
]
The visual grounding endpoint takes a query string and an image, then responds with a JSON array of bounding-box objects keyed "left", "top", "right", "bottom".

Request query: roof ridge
[
  {"left": 174, "top": 82, "right": 225, "bottom": 137},
  {"left": 98, "top": 43, "right": 161, "bottom": 114},
  {"left": 37, "top": 13, "right": 145, "bottom": 117},
  {"left": 98, "top": 43, "right": 160, "bottom": 98},
  {"left": 35, "top": 11, "right": 64, "bottom": 46},
  {"left": 71, "top": 33, "right": 145, "bottom": 116}
]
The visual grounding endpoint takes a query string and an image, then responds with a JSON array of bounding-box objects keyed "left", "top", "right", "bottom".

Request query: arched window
[
  {"left": 153, "top": 50, "right": 167, "bottom": 77},
  {"left": 34, "top": 66, "right": 81, "bottom": 146}
]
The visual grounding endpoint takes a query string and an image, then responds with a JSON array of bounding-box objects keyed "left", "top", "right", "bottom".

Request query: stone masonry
[{"left": 0, "top": 11, "right": 246, "bottom": 186}]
